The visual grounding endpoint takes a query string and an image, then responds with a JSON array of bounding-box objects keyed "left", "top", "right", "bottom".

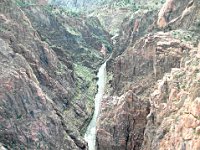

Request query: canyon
[
  {"left": 0, "top": 0, "right": 200, "bottom": 150},
  {"left": 84, "top": 60, "right": 107, "bottom": 150}
]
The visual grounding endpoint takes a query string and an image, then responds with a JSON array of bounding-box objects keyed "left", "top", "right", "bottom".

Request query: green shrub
[{"left": 16, "top": 0, "right": 32, "bottom": 7}]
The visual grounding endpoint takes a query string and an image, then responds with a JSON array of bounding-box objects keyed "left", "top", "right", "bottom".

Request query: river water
[{"left": 84, "top": 61, "right": 107, "bottom": 150}]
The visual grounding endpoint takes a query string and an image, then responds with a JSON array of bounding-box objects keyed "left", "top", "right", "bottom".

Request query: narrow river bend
[{"left": 84, "top": 61, "right": 107, "bottom": 150}]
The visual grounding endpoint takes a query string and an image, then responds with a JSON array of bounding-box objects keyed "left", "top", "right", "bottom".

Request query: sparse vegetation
[
  {"left": 55, "top": 62, "right": 65, "bottom": 75},
  {"left": 171, "top": 30, "right": 199, "bottom": 44},
  {"left": 15, "top": 0, "right": 33, "bottom": 7},
  {"left": 73, "top": 63, "right": 97, "bottom": 106}
]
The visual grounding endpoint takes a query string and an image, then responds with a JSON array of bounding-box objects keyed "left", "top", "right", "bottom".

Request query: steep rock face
[
  {"left": 0, "top": 39, "right": 85, "bottom": 150},
  {"left": 18, "top": 0, "right": 113, "bottom": 133},
  {"left": 142, "top": 44, "right": 200, "bottom": 150},
  {"left": 141, "top": 0, "right": 200, "bottom": 149},
  {"left": 112, "top": 32, "right": 184, "bottom": 96},
  {"left": 96, "top": 91, "right": 149, "bottom": 150},
  {"left": 110, "top": 0, "right": 200, "bottom": 58},
  {"left": 20, "top": 3, "right": 111, "bottom": 69},
  {"left": 91, "top": 0, "right": 165, "bottom": 34},
  {"left": 1, "top": 0, "right": 200, "bottom": 149},
  {"left": 112, "top": 10, "right": 156, "bottom": 57},
  {"left": 97, "top": 32, "right": 186, "bottom": 150},
  {"left": 157, "top": 0, "right": 200, "bottom": 30},
  {"left": 97, "top": 0, "right": 200, "bottom": 150},
  {"left": 90, "top": 8, "right": 133, "bottom": 36},
  {"left": 0, "top": 0, "right": 106, "bottom": 149}
]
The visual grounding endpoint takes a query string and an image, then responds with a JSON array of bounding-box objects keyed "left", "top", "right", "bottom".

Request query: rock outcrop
[
  {"left": 0, "top": 38, "right": 86, "bottom": 149},
  {"left": 97, "top": 31, "right": 187, "bottom": 150},
  {"left": 1, "top": 0, "right": 200, "bottom": 149},
  {"left": 0, "top": 0, "right": 87, "bottom": 149},
  {"left": 97, "top": 0, "right": 200, "bottom": 149},
  {"left": 96, "top": 91, "right": 149, "bottom": 150},
  {"left": 142, "top": 44, "right": 200, "bottom": 150},
  {"left": 20, "top": 3, "right": 111, "bottom": 69},
  {"left": 0, "top": 0, "right": 111, "bottom": 149}
]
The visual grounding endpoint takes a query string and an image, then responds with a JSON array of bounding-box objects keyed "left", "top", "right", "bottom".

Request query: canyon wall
[
  {"left": 97, "top": 0, "right": 200, "bottom": 149},
  {"left": 0, "top": 0, "right": 111, "bottom": 149},
  {"left": 1, "top": 0, "right": 200, "bottom": 149}
]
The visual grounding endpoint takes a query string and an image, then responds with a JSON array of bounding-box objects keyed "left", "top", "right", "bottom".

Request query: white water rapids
[{"left": 84, "top": 61, "right": 107, "bottom": 150}]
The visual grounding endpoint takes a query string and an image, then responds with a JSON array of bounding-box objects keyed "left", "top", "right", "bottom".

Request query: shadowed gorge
[
  {"left": 0, "top": 0, "right": 200, "bottom": 150},
  {"left": 84, "top": 61, "right": 107, "bottom": 150}
]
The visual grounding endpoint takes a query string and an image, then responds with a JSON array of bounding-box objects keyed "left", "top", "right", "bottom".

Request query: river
[{"left": 84, "top": 61, "right": 107, "bottom": 150}]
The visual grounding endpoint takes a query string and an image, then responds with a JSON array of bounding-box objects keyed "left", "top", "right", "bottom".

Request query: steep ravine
[
  {"left": 84, "top": 61, "right": 107, "bottom": 150},
  {"left": 0, "top": 0, "right": 111, "bottom": 149},
  {"left": 1, "top": 0, "right": 200, "bottom": 149}
]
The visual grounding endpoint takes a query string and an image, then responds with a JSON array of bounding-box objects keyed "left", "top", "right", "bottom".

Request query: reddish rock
[
  {"left": 0, "top": 0, "right": 107, "bottom": 149},
  {"left": 142, "top": 43, "right": 200, "bottom": 150},
  {"left": 96, "top": 91, "right": 149, "bottom": 150},
  {"left": 99, "top": 1, "right": 200, "bottom": 150}
]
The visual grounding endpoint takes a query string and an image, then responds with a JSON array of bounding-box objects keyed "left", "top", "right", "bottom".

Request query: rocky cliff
[
  {"left": 0, "top": 0, "right": 111, "bottom": 149},
  {"left": 97, "top": 0, "right": 200, "bottom": 150},
  {"left": 1, "top": 0, "right": 200, "bottom": 149},
  {"left": 142, "top": 42, "right": 200, "bottom": 150}
]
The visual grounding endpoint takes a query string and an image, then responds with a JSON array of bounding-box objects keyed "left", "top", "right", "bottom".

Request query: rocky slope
[
  {"left": 0, "top": 0, "right": 111, "bottom": 149},
  {"left": 18, "top": 0, "right": 112, "bottom": 69},
  {"left": 97, "top": 0, "right": 200, "bottom": 149},
  {"left": 142, "top": 43, "right": 200, "bottom": 150},
  {"left": 1, "top": 0, "right": 200, "bottom": 149}
]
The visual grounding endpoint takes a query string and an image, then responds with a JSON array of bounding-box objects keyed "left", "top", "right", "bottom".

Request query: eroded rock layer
[
  {"left": 97, "top": 0, "right": 200, "bottom": 149},
  {"left": 96, "top": 91, "right": 149, "bottom": 150},
  {"left": 142, "top": 44, "right": 200, "bottom": 150},
  {"left": 0, "top": 0, "right": 112, "bottom": 149},
  {"left": 1, "top": 0, "right": 200, "bottom": 149}
]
